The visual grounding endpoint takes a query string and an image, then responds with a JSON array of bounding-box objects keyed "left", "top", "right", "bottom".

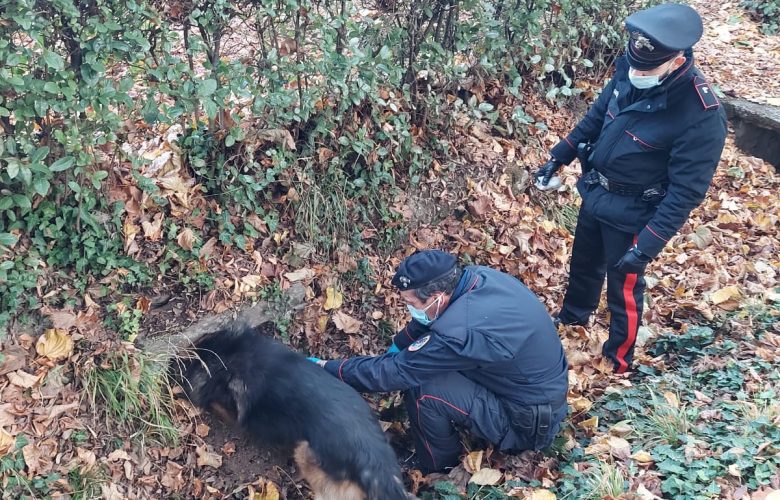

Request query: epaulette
[{"left": 693, "top": 75, "right": 720, "bottom": 110}]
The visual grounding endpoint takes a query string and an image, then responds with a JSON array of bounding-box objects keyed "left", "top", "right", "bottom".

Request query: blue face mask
[{"left": 407, "top": 296, "right": 442, "bottom": 326}]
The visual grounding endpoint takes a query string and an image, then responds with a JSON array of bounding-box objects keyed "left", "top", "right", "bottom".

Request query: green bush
[
  {"left": 1, "top": 0, "right": 649, "bottom": 328},
  {"left": 0, "top": 0, "right": 158, "bottom": 326},
  {"left": 741, "top": 0, "right": 780, "bottom": 34}
]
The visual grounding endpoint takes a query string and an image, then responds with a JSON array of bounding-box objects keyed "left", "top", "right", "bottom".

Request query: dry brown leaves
[
  {"left": 1, "top": 2, "right": 777, "bottom": 498},
  {"left": 692, "top": 0, "right": 780, "bottom": 105}
]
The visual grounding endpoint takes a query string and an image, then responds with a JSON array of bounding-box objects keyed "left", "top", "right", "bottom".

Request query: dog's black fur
[{"left": 177, "top": 323, "right": 409, "bottom": 500}]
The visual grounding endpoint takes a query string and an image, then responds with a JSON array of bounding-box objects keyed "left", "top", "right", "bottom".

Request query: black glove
[
  {"left": 615, "top": 245, "right": 652, "bottom": 274},
  {"left": 536, "top": 158, "right": 563, "bottom": 187}
]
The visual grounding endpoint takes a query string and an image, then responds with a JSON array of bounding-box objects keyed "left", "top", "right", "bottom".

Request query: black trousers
[
  {"left": 558, "top": 208, "right": 646, "bottom": 373},
  {"left": 403, "top": 372, "right": 566, "bottom": 473}
]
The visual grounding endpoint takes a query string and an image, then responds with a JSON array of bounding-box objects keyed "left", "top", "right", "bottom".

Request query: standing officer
[
  {"left": 535, "top": 3, "right": 727, "bottom": 373},
  {"left": 309, "top": 250, "right": 569, "bottom": 474}
]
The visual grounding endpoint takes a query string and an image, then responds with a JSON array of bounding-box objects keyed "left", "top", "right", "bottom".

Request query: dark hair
[{"left": 414, "top": 266, "right": 463, "bottom": 301}]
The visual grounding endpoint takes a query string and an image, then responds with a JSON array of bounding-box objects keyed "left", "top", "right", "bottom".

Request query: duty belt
[{"left": 584, "top": 170, "right": 667, "bottom": 201}]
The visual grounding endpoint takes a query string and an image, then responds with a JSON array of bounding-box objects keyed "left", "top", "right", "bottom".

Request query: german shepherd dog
[{"left": 177, "top": 323, "right": 410, "bottom": 500}]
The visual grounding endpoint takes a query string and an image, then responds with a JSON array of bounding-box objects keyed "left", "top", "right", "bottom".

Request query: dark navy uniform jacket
[
  {"left": 323, "top": 266, "right": 569, "bottom": 407},
  {"left": 550, "top": 53, "right": 728, "bottom": 258}
]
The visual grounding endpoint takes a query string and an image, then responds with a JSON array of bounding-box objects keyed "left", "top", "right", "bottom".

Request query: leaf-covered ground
[{"left": 1, "top": 0, "right": 778, "bottom": 498}]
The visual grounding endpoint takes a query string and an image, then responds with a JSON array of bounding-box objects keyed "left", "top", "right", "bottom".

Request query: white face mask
[{"left": 628, "top": 59, "right": 678, "bottom": 89}]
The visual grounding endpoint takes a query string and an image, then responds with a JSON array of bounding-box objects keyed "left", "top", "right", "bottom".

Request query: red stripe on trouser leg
[
  {"left": 418, "top": 395, "right": 470, "bottom": 416},
  {"left": 615, "top": 234, "right": 640, "bottom": 373},
  {"left": 616, "top": 273, "right": 638, "bottom": 373},
  {"left": 415, "top": 395, "right": 470, "bottom": 469}
]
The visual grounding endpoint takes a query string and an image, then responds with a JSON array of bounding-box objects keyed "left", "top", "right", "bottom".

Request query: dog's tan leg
[
  {"left": 294, "top": 441, "right": 366, "bottom": 500},
  {"left": 209, "top": 402, "right": 236, "bottom": 424}
]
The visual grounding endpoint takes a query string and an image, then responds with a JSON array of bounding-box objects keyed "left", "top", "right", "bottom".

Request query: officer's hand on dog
[
  {"left": 535, "top": 158, "right": 563, "bottom": 191},
  {"left": 615, "top": 245, "right": 652, "bottom": 274},
  {"left": 307, "top": 357, "right": 327, "bottom": 367}
]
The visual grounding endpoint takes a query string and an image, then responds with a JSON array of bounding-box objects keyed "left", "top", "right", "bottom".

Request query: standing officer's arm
[
  {"left": 636, "top": 113, "right": 727, "bottom": 258},
  {"left": 549, "top": 76, "right": 618, "bottom": 165},
  {"left": 322, "top": 335, "right": 477, "bottom": 393}
]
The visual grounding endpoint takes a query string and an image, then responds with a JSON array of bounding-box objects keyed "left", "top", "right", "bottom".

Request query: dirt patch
[{"left": 198, "top": 412, "right": 308, "bottom": 499}]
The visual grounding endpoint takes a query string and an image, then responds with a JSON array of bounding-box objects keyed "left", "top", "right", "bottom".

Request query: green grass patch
[
  {"left": 67, "top": 465, "right": 107, "bottom": 500},
  {"left": 82, "top": 347, "right": 179, "bottom": 446}
]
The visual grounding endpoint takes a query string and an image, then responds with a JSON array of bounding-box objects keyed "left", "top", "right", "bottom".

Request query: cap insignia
[
  {"left": 632, "top": 32, "right": 655, "bottom": 51},
  {"left": 398, "top": 275, "right": 411, "bottom": 288}
]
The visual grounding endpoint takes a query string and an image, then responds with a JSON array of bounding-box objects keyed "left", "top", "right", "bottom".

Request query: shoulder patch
[
  {"left": 693, "top": 76, "right": 720, "bottom": 110},
  {"left": 408, "top": 335, "right": 431, "bottom": 352}
]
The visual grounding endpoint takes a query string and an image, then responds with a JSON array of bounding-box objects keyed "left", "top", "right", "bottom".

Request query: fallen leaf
[
  {"left": 41, "top": 307, "right": 78, "bottom": 330},
  {"left": 247, "top": 214, "right": 268, "bottom": 234},
  {"left": 710, "top": 285, "right": 741, "bottom": 305},
  {"left": 22, "top": 439, "right": 56, "bottom": 475},
  {"left": 35, "top": 328, "right": 74, "bottom": 361},
  {"left": 123, "top": 220, "right": 139, "bottom": 254},
  {"left": 7, "top": 370, "right": 40, "bottom": 388},
  {"left": 636, "top": 483, "right": 663, "bottom": 499},
  {"left": 240, "top": 274, "right": 265, "bottom": 290},
  {"left": 631, "top": 450, "right": 654, "bottom": 464},
  {"left": 0, "top": 345, "right": 27, "bottom": 376},
  {"left": 332, "top": 310, "right": 362, "bottom": 334},
  {"left": 76, "top": 447, "right": 97, "bottom": 471},
  {"left": 467, "top": 195, "right": 492, "bottom": 218},
  {"left": 663, "top": 391, "right": 680, "bottom": 409},
  {"left": 248, "top": 479, "right": 281, "bottom": 500},
  {"left": 195, "top": 423, "right": 210, "bottom": 438},
  {"left": 463, "top": 450, "right": 484, "bottom": 473},
  {"left": 158, "top": 174, "right": 190, "bottom": 194},
  {"left": 0, "top": 405, "right": 14, "bottom": 427},
  {"left": 567, "top": 351, "right": 591, "bottom": 366},
  {"left": 578, "top": 416, "right": 598, "bottom": 429},
  {"left": 609, "top": 421, "right": 633, "bottom": 437},
  {"left": 323, "top": 286, "right": 343, "bottom": 311},
  {"left": 569, "top": 396, "right": 593, "bottom": 413},
  {"left": 539, "top": 220, "right": 557, "bottom": 233},
  {"left": 317, "top": 315, "right": 329, "bottom": 333},
  {"left": 530, "top": 489, "right": 557, "bottom": 500},
  {"left": 608, "top": 436, "right": 631, "bottom": 460},
  {"left": 0, "top": 428, "right": 15, "bottom": 456},
  {"left": 161, "top": 461, "right": 185, "bottom": 491},
  {"left": 254, "top": 129, "right": 296, "bottom": 150},
  {"left": 686, "top": 225, "right": 713, "bottom": 249},
  {"left": 141, "top": 213, "right": 163, "bottom": 241},
  {"left": 284, "top": 267, "right": 315, "bottom": 282},
  {"left": 196, "top": 445, "right": 222, "bottom": 468},
  {"left": 177, "top": 228, "right": 196, "bottom": 251},
  {"left": 199, "top": 237, "right": 218, "bottom": 260},
  {"left": 101, "top": 483, "right": 125, "bottom": 500},
  {"left": 278, "top": 36, "right": 297, "bottom": 57},
  {"left": 584, "top": 435, "right": 612, "bottom": 456},
  {"left": 469, "top": 467, "right": 502, "bottom": 485},
  {"left": 107, "top": 449, "right": 131, "bottom": 462}
]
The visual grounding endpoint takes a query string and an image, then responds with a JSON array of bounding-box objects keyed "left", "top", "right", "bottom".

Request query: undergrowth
[
  {"left": 425, "top": 315, "right": 780, "bottom": 499},
  {"left": 82, "top": 346, "right": 180, "bottom": 446}
]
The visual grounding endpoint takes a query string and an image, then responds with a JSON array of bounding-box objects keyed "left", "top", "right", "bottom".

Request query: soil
[{"left": 198, "top": 412, "right": 307, "bottom": 499}]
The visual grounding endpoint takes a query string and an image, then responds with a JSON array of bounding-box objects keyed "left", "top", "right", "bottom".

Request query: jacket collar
[
  {"left": 615, "top": 50, "right": 696, "bottom": 113},
  {"left": 450, "top": 268, "right": 479, "bottom": 304}
]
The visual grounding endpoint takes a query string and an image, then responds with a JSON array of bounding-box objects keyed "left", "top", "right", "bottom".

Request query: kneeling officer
[{"left": 310, "top": 250, "right": 569, "bottom": 474}]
